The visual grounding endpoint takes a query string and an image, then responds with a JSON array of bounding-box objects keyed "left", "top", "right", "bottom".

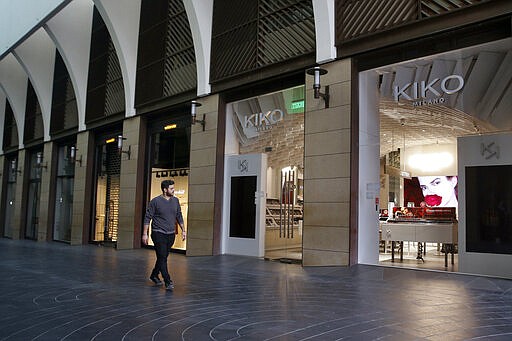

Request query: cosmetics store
[
  {"left": 221, "top": 85, "right": 305, "bottom": 263},
  {"left": 358, "top": 37, "right": 512, "bottom": 278}
]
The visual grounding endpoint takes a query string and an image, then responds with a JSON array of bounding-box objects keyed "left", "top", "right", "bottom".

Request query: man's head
[{"left": 161, "top": 179, "right": 175, "bottom": 197}]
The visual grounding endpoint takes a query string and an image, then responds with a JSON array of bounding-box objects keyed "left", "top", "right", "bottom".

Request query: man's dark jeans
[{"left": 150, "top": 231, "right": 176, "bottom": 284}]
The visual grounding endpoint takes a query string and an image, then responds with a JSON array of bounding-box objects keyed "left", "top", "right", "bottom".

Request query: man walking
[{"left": 142, "top": 179, "right": 186, "bottom": 290}]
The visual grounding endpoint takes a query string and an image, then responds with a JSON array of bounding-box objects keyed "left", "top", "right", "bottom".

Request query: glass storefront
[
  {"left": 225, "top": 85, "right": 305, "bottom": 262},
  {"left": 92, "top": 136, "right": 121, "bottom": 244},
  {"left": 53, "top": 145, "right": 75, "bottom": 242},
  {"left": 146, "top": 118, "right": 190, "bottom": 251},
  {"left": 2, "top": 156, "right": 18, "bottom": 238},
  {"left": 25, "top": 151, "right": 43, "bottom": 240},
  {"left": 359, "top": 37, "right": 512, "bottom": 273}
]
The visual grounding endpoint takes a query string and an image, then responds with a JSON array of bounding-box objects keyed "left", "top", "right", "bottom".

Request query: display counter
[{"left": 381, "top": 207, "right": 458, "bottom": 267}]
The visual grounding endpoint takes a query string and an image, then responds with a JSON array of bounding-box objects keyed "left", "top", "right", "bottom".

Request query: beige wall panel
[
  {"left": 302, "top": 248, "right": 350, "bottom": 266},
  {"left": 37, "top": 142, "right": 54, "bottom": 241},
  {"left": 305, "top": 130, "right": 351, "bottom": 156},
  {"left": 190, "top": 148, "right": 216, "bottom": 168},
  {"left": 327, "top": 81, "right": 351, "bottom": 108},
  {"left": 188, "top": 184, "right": 215, "bottom": 203},
  {"left": 190, "top": 129, "right": 217, "bottom": 151},
  {"left": 302, "top": 225, "right": 350, "bottom": 252},
  {"left": 304, "top": 202, "right": 349, "bottom": 227},
  {"left": 187, "top": 218, "right": 214, "bottom": 239},
  {"left": 305, "top": 105, "right": 351, "bottom": 134},
  {"left": 303, "top": 177, "right": 350, "bottom": 203},
  {"left": 188, "top": 94, "right": 219, "bottom": 256},
  {"left": 70, "top": 131, "right": 90, "bottom": 245},
  {"left": 305, "top": 153, "right": 350, "bottom": 179},
  {"left": 120, "top": 174, "right": 137, "bottom": 191},
  {"left": 189, "top": 165, "right": 215, "bottom": 185},
  {"left": 118, "top": 116, "right": 142, "bottom": 250},
  {"left": 196, "top": 94, "right": 219, "bottom": 114},
  {"left": 186, "top": 237, "right": 213, "bottom": 256},
  {"left": 188, "top": 202, "right": 214, "bottom": 221}
]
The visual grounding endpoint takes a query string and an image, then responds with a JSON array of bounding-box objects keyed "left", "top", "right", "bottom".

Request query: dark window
[
  {"left": 24, "top": 82, "right": 44, "bottom": 143},
  {"left": 3, "top": 101, "right": 19, "bottom": 150},
  {"left": 466, "top": 165, "right": 512, "bottom": 255},
  {"left": 211, "top": 0, "right": 315, "bottom": 82},
  {"left": 135, "top": 0, "right": 196, "bottom": 107},
  {"left": 85, "top": 7, "right": 125, "bottom": 123},
  {"left": 229, "top": 176, "right": 257, "bottom": 239},
  {"left": 51, "top": 50, "right": 78, "bottom": 134}
]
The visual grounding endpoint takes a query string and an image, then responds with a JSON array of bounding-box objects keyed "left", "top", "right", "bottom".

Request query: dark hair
[{"left": 161, "top": 179, "right": 175, "bottom": 191}]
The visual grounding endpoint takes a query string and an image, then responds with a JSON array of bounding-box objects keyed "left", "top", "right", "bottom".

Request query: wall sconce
[
  {"left": 117, "top": 135, "right": 131, "bottom": 160},
  {"left": 36, "top": 152, "right": 47, "bottom": 170},
  {"left": 191, "top": 100, "right": 205, "bottom": 131},
  {"left": 11, "top": 160, "right": 22, "bottom": 174},
  {"left": 70, "top": 146, "right": 83, "bottom": 166},
  {"left": 306, "top": 66, "right": 330, "bottom": 108}
]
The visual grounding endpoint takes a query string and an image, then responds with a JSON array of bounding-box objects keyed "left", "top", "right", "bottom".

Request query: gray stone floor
[{"left": 1, "top": 239, "right": 512, "bottom": 340}]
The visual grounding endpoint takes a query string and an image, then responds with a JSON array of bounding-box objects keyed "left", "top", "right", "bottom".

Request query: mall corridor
[{"left": 0, "top": 239, "right": 511, "bottom": 341}]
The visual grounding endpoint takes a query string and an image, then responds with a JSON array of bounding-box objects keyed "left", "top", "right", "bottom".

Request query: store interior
[
  {"left": 373, "top": 38, "right": 511, "bottom": 271},
  {"left": 228, "top": 86, "right": 305, "bottom": 262}
]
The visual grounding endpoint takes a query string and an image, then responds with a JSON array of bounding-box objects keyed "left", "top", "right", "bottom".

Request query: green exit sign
[{"left": 290, "top": 100, "right": 304, "bottom": 111}]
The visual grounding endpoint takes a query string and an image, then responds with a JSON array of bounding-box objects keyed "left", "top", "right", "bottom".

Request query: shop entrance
[
  {"left": 224, "top": 85, "right": 305, "bottom": 262},
  {"left": 53, "top": 145, "right": 75, "bottom": 242},
  {"left": 2, "top": 156, "right": 18, "bottom": 238},
  {"left": 92, "top": 138, "right": 120, "bottom": 244},
  {"left": 145, "top": 118, "right": 190, "bottom": 251},
  {"left": 358, "top": 38, "right": 512, "bottom": 272},
  {"left": 25, "top": 151, "right": 43, "bottom": 240}
]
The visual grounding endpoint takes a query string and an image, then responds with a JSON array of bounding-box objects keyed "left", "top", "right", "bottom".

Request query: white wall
[
  {"left": 0, "top": 0, "right": 67, "bottom": 56},
  {"left": 358, "top": 71, "right": 380, "bottom": 264},
  {"left": 458, "top": 132, "right": 512, "bottom": 279}
]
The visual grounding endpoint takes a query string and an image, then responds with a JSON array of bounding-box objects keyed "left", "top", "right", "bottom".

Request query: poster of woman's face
[{"left": 404, "top": 176, "right": 458, "bottom": 208}]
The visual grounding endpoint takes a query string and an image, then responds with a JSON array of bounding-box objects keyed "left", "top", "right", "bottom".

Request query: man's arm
[{"left": 142, "top": 224, "right": 150, "bottom": 245}]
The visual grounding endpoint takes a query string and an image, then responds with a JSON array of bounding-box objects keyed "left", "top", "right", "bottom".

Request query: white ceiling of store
[{"left": 377, "top": 38, "right": 512, "bottom": 158}]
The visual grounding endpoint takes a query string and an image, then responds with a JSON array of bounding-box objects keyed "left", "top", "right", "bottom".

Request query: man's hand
[
  {"left": 142, "top": 234, "right": 148, "bottom": 245},
  {"left": 182, "top": 230, "right": 186, "bottom": 241}
]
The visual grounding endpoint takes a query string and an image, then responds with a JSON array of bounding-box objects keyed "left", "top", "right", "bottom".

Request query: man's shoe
[
  {"left": 150, "top": 275, "right": 163, "bottom": 286},
  {"left": 165, "top": 281, "right": 174, "bottom": 290}
]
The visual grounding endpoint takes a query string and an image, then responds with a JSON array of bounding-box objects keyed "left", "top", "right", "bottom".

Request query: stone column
[
  {"left": 117, "top": 116, "right": 143, "bottom": 250},
  {"left": 37, "top": 141, "right": 54, "bottom": 241},
  {"left": 11, "top": 149, "right": 26, "bottom": 240},
  {"left": 70, "top": 131, "right": 91, "bottom": 245},
  {"left": 303, "top": 59, "right": 353, "bottom": 266},
  {"left": 187, "top": 94, "right": 219, "bottom": 256}
]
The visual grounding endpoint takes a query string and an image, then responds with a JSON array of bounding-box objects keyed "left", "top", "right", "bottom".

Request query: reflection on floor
[
  {"left": 265, "top": 248, "right": 302, "bottom": 263},
  {"left": 379, "top": 242, "right": 458, "bottom": 272}
]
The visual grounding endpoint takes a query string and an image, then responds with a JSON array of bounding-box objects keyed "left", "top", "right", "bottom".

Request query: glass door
[
  {"left": 92, "top": 140, "right": 121, "bottom": 244},
  {"left": 25, "top": 151, "right": 42, "bottom": 240},
  {"left": 53, "top": 145, "right": 75, "bottom": 242},
  {"left": 146, "top": 122, "right": 190, "bottom": 251},
  {"left": 2, "top": 157, "right": 18, "bottom": 238}
]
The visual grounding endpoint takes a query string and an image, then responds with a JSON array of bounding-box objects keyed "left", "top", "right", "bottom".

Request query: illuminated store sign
[
  {"left": 393, "top": 74, "right": 464, "bottom": 107},
  {"left": 244, "top": 109, "right": 284, "bottom": 132}
]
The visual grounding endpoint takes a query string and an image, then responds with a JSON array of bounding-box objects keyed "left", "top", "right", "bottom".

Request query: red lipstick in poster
[{"left": 424, "top": 195, "right": 442, "bottom": 206}]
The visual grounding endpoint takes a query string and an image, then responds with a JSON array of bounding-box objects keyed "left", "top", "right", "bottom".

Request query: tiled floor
[{"left": 1, "top": 239, "right": 512, "bottom": 340}]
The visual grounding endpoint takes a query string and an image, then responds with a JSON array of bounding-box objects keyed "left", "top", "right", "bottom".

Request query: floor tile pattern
[{"left": 1, "top": 239, "right": 512, "bottom": 340}]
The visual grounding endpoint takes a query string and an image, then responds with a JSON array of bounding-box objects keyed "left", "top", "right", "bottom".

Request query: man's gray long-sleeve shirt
[{"left": 144, "top": 195, "right": 184, "bottom": 234}]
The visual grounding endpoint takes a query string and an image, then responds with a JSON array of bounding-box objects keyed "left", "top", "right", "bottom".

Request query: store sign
[
  {"left": 244, "top": 109, "right": 284, "bottom": 132},
  {"left": 393, "top": 74, "right": 464, "bottom": 106}
]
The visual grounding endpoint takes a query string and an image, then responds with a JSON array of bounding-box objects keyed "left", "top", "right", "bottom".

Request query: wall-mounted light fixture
[
  {"left": 117, "top": 135, "right": 131, "bottom": 160},
  {"left": 36, "top": 152, "right": 47, "bottom": 170},
  {"left": 191, "top": 100, "right": 205, "bottom": 131},
  {"left": 11, "top": 160, "right": 22, "bottom": 174},
  {"left": 306, "top": 66, "right": 330, "bottom": 108},
  {"left": 70, "top": 146, "right": 82, "bottom": 166}
]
